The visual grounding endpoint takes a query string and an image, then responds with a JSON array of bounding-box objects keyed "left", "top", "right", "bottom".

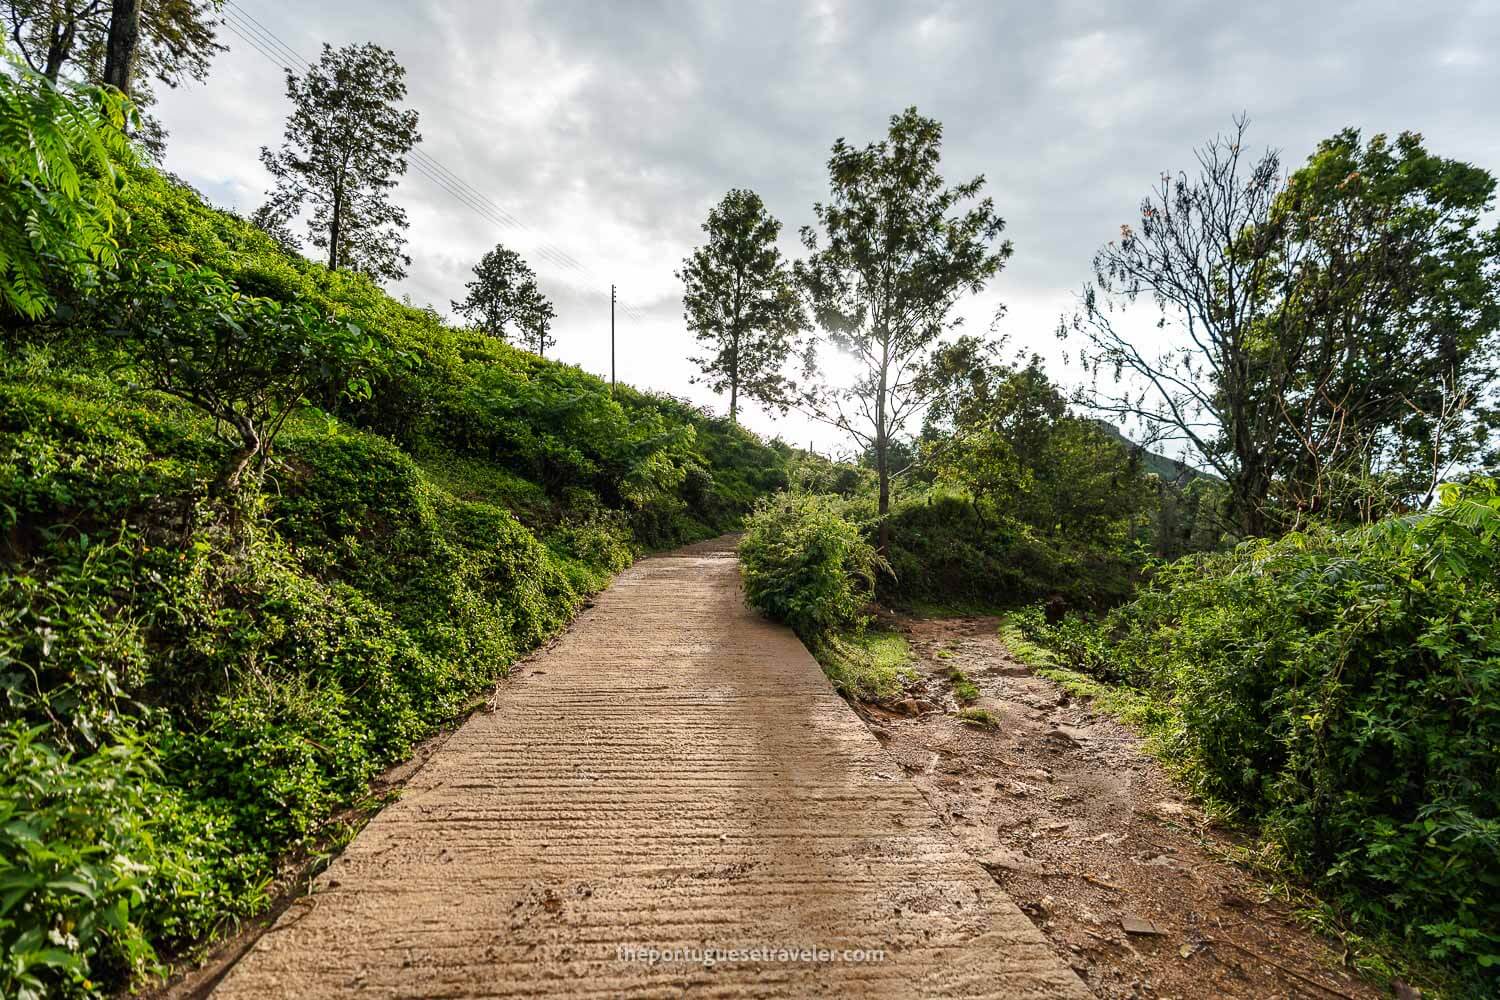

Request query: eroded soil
[{"left": 859, "top": 615, "right": 1379, "bottom": 1000}]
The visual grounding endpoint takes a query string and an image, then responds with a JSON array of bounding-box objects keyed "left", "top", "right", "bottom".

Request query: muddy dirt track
[
  {"left": 214, "top": 536, "right": 1089, "bottom": 998},
  {"left": 876, "top": 617, "right": 1378, "bottom": 1000}
]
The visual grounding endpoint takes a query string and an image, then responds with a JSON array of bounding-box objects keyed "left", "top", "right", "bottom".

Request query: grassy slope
[{"left": 0, "top": 167, "right": 790, "bottom": 995}]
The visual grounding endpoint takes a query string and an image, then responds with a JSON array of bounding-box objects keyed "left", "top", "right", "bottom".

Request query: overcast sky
[{"left": 153, "top": 0, "right": 1500, "bottom": 452}]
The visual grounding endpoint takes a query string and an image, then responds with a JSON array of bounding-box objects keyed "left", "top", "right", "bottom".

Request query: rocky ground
[{"left": 858, "top": 614, "right": 1380, "bottom": 1000}]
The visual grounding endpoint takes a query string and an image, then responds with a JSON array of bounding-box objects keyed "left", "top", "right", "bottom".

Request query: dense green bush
[
  {"left": 103, "top": 259, "right": 382, "bottom": 489},
  {"left": 1019, "top": 480, "right": 1500, "bottom": 989},
  {"left": 2, "top": 726, "right": 163, "bottom": 999},
  {"left": 738, "top": 492, "right": 882, "bottom": 639},
  {"left": 878, "top": 492, "right": 1141, "bottom": 610}
]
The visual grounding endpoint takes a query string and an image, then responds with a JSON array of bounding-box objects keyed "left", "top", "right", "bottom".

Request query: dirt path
[
  {"left": 213, "top": 537, "right": 1088, "bottom": 998},
  {"left": 871, "top": 616, "right": 1379, "bottom": 1000}
]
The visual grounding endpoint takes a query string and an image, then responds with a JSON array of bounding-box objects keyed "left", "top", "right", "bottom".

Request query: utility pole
[{"left": 610, "top": 283, "right": 616, "bottom": 396}]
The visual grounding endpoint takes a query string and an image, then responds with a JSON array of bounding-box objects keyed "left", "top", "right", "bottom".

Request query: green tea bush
[
  {"left": 1021, "top": 479, "right": 1500, "bottom": 989},
  {"left": 104, "top": 259, "right": 381, "bottom": 490},
  {"left": 738, "top": 492, "right": 882, "bottom": 639},
  {"left": 0, "top": 725, "right": 192, "bottom": 999}
]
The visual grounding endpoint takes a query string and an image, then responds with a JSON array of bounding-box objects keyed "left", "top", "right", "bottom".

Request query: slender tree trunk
[
  {"left": 101, "top": 0, "right": 139, "bottom": 94},
  {"left": 329, "top": 192, "right": 342, "bottom": 271},
  {"left": 727, "top": 298, "right": 741, "bottom": 424},
  {"left": 220, "top": 417, "right": 262, "bottom": 494}
]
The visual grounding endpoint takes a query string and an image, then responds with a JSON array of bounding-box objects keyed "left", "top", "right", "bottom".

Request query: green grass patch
[
  {"left": 814, "top": 630, "right": 917, "bottom": 703},
  {"left": 956, "top": 707, "right": 1000, "bottom": 729},
  {"left": 414, "top": 447, "right": 552, "bottom": 528},
  {"left": 948, "top": 667, "right": 980, "bottom": 705},
  {"left": 998, "top": 620, "right": 1171, "bottom": 736}
]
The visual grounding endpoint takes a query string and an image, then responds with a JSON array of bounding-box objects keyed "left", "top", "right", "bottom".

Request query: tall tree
[
  {"left": 100, "top": 0, "right": 137, "bottom": 94},
  {"left": 1271, "top": 129, "right": 1500, "bottom": 514},
  {"left": 3, "top": 0, "right": 222, "bottom": 151},
  {"left": 798, "top": 107, "right": 1010, "bottom": 549},
  {"left": 452, "top": 244, "right": 556, "bottom": 355},
  {"left": 517, "top": 293, "right": 556, "bottom": 357},
  {"left": 258, "top": 42, "right": 420, "bottom": 282},
  {"left": 1066, "top": 119, "right": 1500, "bottom": 535},
  {"left": 676, "top": 188, "right": 804, "bottom": 423}
]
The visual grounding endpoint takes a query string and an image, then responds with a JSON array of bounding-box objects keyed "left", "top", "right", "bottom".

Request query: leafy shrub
[
  {"left": 105, "top": 260, "right": 381, "bottom": 489},
  {"left": 0, "top": 59, "right": 131, "bottom": 320},
  {"left": 1010, "top": 605, "right": 1122, "bottom": 682},
  {"left": 0, "top": 726, "right": 184, "bottom": 999},
  {"left": 739, "top": 492, "right": 883, "bottom": 639},
  {"left": 1021, "top": 480, "right": 1500, "bottom": 988},
  {"left": 102, "top": 166, "right": 784, "bottom": 544},
  {"left": 879, "top": 492, "right": 1139, "bottom": 610}
]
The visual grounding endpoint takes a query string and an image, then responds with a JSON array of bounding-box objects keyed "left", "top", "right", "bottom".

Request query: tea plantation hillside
[{"left": 1, "top": 143, "right": 791, "bottom": 995}]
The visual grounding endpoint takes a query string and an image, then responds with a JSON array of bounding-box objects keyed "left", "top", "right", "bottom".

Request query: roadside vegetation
[{"left": 1012, "top": 481, "right": 1500, "bottom": 991}]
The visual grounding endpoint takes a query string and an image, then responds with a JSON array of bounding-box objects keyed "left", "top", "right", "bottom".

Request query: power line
[
  {"left": 219, "top": 2, "right": 647, "bottom": 321},
  {"left": 226, "top": 4, "right": 565, "bottom": 254},
  {"left": 223, "top": 9, "right": 573, "bottom": 272}
]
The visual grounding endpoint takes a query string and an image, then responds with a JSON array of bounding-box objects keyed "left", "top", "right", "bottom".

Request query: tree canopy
[
  {"left": 677, "top": 188, "right": 805, "bottom": 423},
  {"left": 798, "top": 107, "right": 1010, "bottom": 547},
  {"left": 1067, "top": 119, "right": 1500, "bottom": 535},
  {"left": 921, "top": 336, "right": 1155, "bottom": 549},
  {"left": 451, "top": 244, "right": 556, "bottom": 355},
  {"left": 257, "top": 42, "right": 420, "bottom": 282},
  {"left": 2, "top": 0, "right": 222, "bottom": 153}
]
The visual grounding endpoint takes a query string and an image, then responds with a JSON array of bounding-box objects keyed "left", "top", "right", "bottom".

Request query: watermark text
[{"left": 617, "top": 943, "right": 885, "bottom": 967}]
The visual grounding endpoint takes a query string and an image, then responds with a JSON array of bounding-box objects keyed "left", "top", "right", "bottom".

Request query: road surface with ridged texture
[{"left": 214, "top": 535, "right": 1089, "bottom": 999}]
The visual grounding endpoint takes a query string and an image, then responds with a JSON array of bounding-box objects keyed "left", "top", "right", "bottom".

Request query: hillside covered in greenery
[{"left": 0, "top": 69, "right": 789, "bottom": 997}]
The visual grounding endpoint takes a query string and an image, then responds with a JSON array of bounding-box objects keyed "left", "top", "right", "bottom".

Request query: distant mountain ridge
[{"left": 1089, "top": 420, "right": 1215, "bottom": 485}]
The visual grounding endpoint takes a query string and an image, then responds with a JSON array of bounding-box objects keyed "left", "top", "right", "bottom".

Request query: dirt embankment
[{"left": 860, "top": 615, "right": 1379, "bottom": 1000}]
